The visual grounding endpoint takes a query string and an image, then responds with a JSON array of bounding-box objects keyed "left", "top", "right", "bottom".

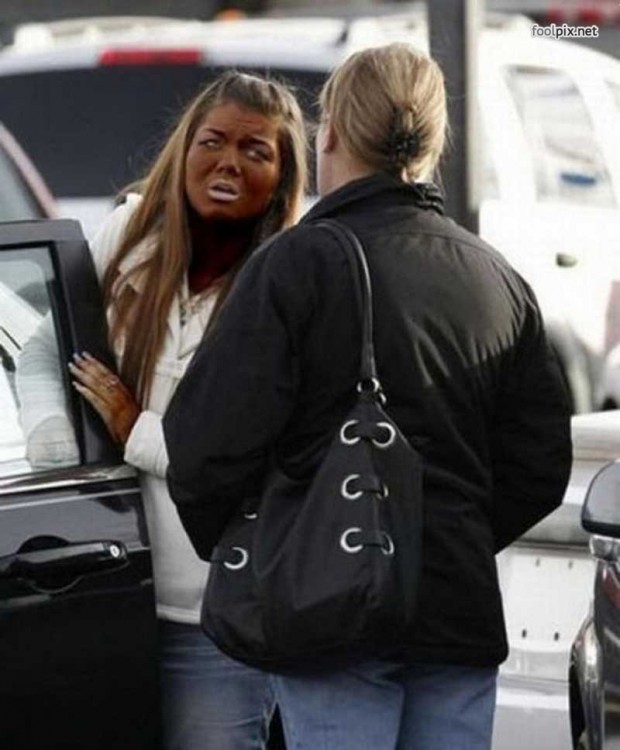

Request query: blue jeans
[
  {"left": 272, "top": 661, "right": 498, "bottom": 750},
  {"left": 159, "top": 621, "right": 276, "bottom": 750},
  {"left": 160, "top": 621, "right": 496, "bottom": 750}
]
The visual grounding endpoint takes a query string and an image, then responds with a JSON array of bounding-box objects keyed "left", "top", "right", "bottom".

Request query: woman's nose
[{"left": 216, "top": 147, "right": 241, "bottom": 175}]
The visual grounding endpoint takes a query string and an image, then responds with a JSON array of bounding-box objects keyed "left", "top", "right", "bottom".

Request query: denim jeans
[
  {"left": 272, "top": 660, "right": 498, "bottom": 750},
  {"left": 160, "top": 621, "right": 496, "bottom": 750},
  {"left": 159, "top": 621, "right": 276, "bottom": 750}
]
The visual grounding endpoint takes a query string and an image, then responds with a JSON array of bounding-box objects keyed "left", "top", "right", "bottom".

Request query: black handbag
[{"left": 203, "top": 219, "right": 424, "bottom": 671}]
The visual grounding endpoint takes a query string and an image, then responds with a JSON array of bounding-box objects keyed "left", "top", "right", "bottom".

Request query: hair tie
[{"left": 387, "top": 130, "right": 421, "bottom": 168}]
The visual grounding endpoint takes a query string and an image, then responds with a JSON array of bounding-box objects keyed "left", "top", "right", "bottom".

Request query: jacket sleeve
[
  {"left": 15, "top": 313, "right": 81, "bottom": 467},
  {"left": 163, "top": 231, "right": 315, "bottom": 560},
  {"left": 16, "top": 313, "right": 70, "bottom": 434},
  {"left": 124, "top": 410, "right": 169, "bottom": 478},
  {"left": 490, "top": 281, "right": 572, "bottom": 552},
  {"left": 93, "top": 194, "right": 187, "bottom": 480}
]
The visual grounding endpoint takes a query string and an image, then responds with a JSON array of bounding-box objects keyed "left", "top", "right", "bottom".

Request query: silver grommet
[
  {"left": 381, "top": 533, "right": 395, "bottom": 556},
  {"left": 357, "top": 378, "right": 382, "bottom": 394},
  {"left": 372, "top": 422, "right": 397, "bottom": 449},
  {"left": 224, "top": 547, "right": 249, "bottom": 570},
  {"left": 243, "top": 512, "right": 258, "bottom": 520},
  {"left": 341, "top": 474, "right": 362, "bottom": 500},
  {"left": 340, "top": 420, "right": 360, "bottom": 445},
  {"left": 340, "top": 527, "right": 363, "bottom": 554},
  {"left": 381, "top": 483, "right": 389, "bottom": 499}
]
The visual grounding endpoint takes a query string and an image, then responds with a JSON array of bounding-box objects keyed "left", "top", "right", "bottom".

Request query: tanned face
[{"left": 185, "top": 101, "right": 282, "bottom": 223}]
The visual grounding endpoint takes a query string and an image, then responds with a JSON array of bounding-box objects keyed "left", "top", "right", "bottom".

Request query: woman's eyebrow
[
  {"left": 197, "top": 126, "right": 223, "bottom": 136},
  {"left": 245, "top": 135, "right": 276, "bottom": 148},
  {"left": 196, "top": 128, "right": 274, "bottom": 147}
]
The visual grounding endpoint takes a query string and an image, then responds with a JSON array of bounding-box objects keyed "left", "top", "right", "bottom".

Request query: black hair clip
[{"left": 387, "top": 130, "right": 421, "bottom": 167}]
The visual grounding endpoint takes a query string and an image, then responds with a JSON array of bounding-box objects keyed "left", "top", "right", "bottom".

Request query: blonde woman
[
  {"left": 164, "top": 45, "right": 571, "bottom": 749},
  {"left": 21, "top": 71, "right": 306, "bottom": 749}
]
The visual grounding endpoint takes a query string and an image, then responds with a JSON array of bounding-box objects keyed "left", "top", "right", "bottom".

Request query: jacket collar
[{"left": 302, "top": 172, "right": 445, "bottom": 224}]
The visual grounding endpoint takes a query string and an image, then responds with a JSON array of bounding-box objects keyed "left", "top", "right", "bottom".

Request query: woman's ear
[{"left": 317, "top": 120, "right": 337, "bottom": 154}]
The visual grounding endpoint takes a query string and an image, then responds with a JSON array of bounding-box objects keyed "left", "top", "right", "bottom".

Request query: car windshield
[
  {"left": 0, "top": 64, "right": 325, "bottom": 199},
  {"left": 0, "top": 143, "right": 45, "bottom": 221}
]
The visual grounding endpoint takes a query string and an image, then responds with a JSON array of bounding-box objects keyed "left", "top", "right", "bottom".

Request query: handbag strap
[{"left": 314, "top": 219, "right": 383, "bottom": 400}]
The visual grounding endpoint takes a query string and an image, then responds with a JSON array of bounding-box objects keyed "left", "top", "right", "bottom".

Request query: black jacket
[{"left": 164, "top": 173, "right": 572, "bottom": 667}]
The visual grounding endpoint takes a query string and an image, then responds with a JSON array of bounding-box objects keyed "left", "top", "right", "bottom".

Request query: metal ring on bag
[
  {"left": 356, "top": 378, "right": 382, "bottom": 395},
  {"left": 340, "top": 528, "right": 363, "bottom": 554},
  {"left": 340, "top": 420, "right": 360, "bottom": 445},
  {"left": 341, "top": 474, "right": 363, "bottom": 500},
  {"left": 224, "top": 547, "right": 249, "bottom": 571},
  {"left": 381, "top": 533, "right": 395, "bottom": 556},
  {"left": 380, "top": 482, "right": 389, "bottom": 499},
  {"left": 372, "top": 422, "right": 397, "bottom": 449},
  {"left": 243, "top": 512, "right": 258, "bottom": 520}
]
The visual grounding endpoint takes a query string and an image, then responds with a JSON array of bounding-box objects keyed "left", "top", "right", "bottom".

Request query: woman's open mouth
[{"left": 207, "top": 182, "right": 240, "bottom": 203}]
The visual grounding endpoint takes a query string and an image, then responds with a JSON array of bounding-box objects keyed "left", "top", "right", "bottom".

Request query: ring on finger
[{"left": 105, "top": 378, "right": 118, "bottom": 390}]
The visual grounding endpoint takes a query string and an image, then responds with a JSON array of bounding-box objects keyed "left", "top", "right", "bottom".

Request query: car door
[
  {"left": 480, "top": 37, "right": 620, "bottom": 370},
  {"left": 0, "top": 219, "right": 160, "bottom": 749}
]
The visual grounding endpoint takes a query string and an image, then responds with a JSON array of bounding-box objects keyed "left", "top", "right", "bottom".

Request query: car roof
[
  {"left": 0, "top": 16, "right": 404, "bottom": 73},
  {"left": 1, "top": 10, "right": 617, "bottom": 79},
  {"left": 0, "top": 12, "right": 553, "bottom": 74}
]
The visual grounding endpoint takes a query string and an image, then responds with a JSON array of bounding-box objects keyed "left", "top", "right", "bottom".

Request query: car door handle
[
  {"left": 556, "top": 252, "right": 578, "bottom": 268},
  {"left": 0, "top": 540, "right": 128, "bottom": 579}
]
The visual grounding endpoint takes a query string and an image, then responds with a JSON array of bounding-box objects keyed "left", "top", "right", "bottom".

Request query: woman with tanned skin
[{"left": 20, "top": 71, "right": 306, "bottom": 750}]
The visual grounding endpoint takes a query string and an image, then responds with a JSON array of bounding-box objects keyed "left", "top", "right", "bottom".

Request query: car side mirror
[{"left": 582, "top": 461, "right": 620, "bottom": 539}]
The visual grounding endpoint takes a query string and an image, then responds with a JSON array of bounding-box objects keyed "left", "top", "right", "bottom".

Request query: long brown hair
[{"left": 102, "top": 71, "right": 307, "bottom": 405}]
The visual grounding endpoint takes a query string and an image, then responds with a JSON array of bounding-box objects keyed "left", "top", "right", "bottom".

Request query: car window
[
  {"left": 504, "top": 65, "right": 615, "bottom": 208},
  {"left": 0, "top": 248, "right": 79, "bottom": 477},
  {"left": 0, "top": 143, "right": 45, "bottom": 221}
]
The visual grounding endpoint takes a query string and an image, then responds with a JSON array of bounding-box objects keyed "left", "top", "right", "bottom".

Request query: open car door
[{"left": 0, "top": 219, "right": 160, "bottom": 749}]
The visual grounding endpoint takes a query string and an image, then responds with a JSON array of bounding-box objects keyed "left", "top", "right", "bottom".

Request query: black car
[
  {"left": 570, "top": 459, "right": 620, "bottom": 750},
  {"left": 0, "top": 219, "right": 161, "bottom": 749}
]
